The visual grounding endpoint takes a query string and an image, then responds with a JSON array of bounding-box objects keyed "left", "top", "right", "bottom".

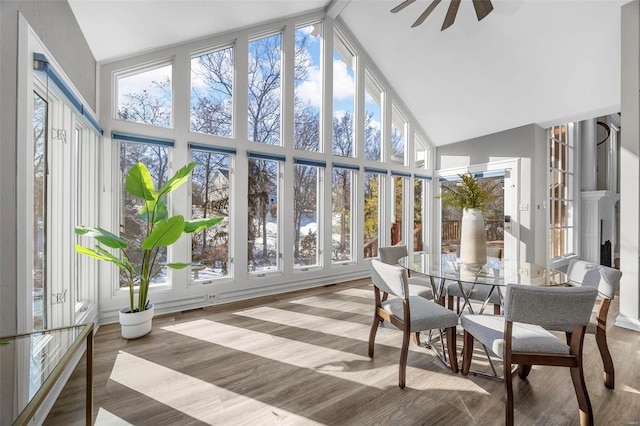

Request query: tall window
[
  {"left": 549, "top": 124, "right": 575, "bottom": 259},
  {"left": 332, "top": 36, "right": 355, "bottom": 157},
  {"left": 415, "top": 134, "right": 428, "bottom": 170},
  {"left": 414, "top": 176, "right": 430, "bottom": 252},
  {"left": 332, "top": 166, "right": 355, "bottom": 262},
  {"left": 248, "top": 155, "right": 282, "bottom": 273},
  {"left": 191, "top": 46, "right": 233, "bottom": 137},
  {"left": 117, "top": 64, "right": 173, "bottom": 128},
  {"left": 391, "top": 105, "right": 406, "bottom": 165},
  {"left": 364, "top": 72, "right": 382, "bottom": 162},
  {"left": 248, "top": 33, "right": 282, "bottom": 145},
  {"left": 391, "top": 175, "right": 406, "bottom": 246},
  {"left": 294, "top": 24, "right": 322, "bottom": 152},
  {"left": 294, "top": 159, "right": 323, "bottom": 268},
  {"left": 364, "top": 170, "right": 383, "bottom": 258},
  {"left": 191, "top": 148, "right": 232, "bottom": 280},
  {"left": 33, "top": 92, "right": 47, "bottom": 330},
  {"left": 119, "top": 140, "right": 170, "bottom": 287}
]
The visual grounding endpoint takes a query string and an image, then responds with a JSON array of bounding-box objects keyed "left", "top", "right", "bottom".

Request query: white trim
[{"left": 614, "top": 315, "right": 640, "bottom": 332}]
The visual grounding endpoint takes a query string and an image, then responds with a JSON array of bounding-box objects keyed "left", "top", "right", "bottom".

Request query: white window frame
[
  {"left": 189, "top": 147, "right": 235, "bottom": 284},
  {"left": 547, "top": 123, "right": 579, "bottom": 267}
]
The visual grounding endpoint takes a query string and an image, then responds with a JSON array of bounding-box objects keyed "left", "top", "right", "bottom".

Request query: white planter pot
[
  {"left": 460, "top": 208, "right": 487, "bottom": 268},
  {"left": 119, "top": 304, "right": 154, "bottom": 339}
]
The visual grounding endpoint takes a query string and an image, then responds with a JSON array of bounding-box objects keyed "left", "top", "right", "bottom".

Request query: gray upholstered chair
[
  {"left": 368, "top": 259, "right": 459, "bottom": 388},
  {"left": 561, "top": 260, "right": 622, "bottom": 389},
  {"left": 461, "top": 284, "right": 598, "bottom": 426},
  {"left": 379, "top": 245, "right": 433, "bottom": 300}
]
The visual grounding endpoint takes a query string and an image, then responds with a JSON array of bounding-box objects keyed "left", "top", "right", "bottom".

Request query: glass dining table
[
  {"left": 398, "top": 252, "right": 571, "bottom": 315},
  {"left": 398, "top": 253, "right": 571, "bottom": 377}
]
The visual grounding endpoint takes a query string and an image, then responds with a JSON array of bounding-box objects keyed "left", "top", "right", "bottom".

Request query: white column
[
  {"left": 617, "top": 0, "right": 640, "bottom": 332},
  {"left": 580, "top": 118, "right": 597, "bottom": 192}
]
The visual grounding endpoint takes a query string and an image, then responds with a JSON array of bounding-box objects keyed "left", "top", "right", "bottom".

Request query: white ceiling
[{"left": 68, "top": 0, "right": 625, "bottom": 146}]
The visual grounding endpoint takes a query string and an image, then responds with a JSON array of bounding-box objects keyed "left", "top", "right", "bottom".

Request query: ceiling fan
[{"left": 391, "top": 0, "right": 494, "bottom": 31}]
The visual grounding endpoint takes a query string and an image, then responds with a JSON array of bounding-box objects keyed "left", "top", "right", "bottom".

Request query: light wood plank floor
[{"left": 45, "top": 279, "right": 640, "bottom": 425}]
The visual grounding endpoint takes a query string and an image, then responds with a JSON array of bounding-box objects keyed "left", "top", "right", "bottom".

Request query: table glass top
[
  {"left": 0, "top": 325, "right": 88, "bottom": 424},
  {"left": 398, "top": 253, "right": 569, "bottom": 287}
]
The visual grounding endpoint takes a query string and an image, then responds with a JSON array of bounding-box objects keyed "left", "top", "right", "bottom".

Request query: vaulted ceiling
[{"left": 68, "top": 0, "right": 625, "bottom": 146}]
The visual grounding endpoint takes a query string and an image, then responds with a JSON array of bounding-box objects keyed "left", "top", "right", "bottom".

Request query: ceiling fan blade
[
  {"left": 472, "top": 0, "right": 493, "bottom": 21},
  {"left": 411, "top": 0, "right": 442, "bottom": 28},
  {"left": 441, "top": 0, "right": 461, "bottom": 31},
  {"left": 391, "top": 0, "right": 416, "bottom": 13}
]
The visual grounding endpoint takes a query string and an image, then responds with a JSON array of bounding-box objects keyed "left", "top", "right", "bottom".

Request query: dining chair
[
  {"left": 379, "top": 245, "right": 434, "bottom": 300},
  {"left": 557, "top": 259, "right": 622, "bottom": 389},
  {"left": 368, "top": 259, "right": 459, "bottom": 388},
  {"left": 460, "top": 284, "right": 598, "bottom": 426}
]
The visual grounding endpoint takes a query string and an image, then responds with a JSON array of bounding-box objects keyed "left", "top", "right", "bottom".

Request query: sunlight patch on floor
[
  {"left": 162, "top": 319, "right": 397, "bottom": 387},
  {"left": 109, "top": 351, "right": 322, "bottom": 425},
  {"left": 234, "top": 306, "right": 373, "bottom": 340},
  {"left": 95, "top": 407, "right": 134, "bottom": 425},
  {"left": 161, "top": 318, "right": 489, "bottom": 393},
  {"left": 331, "top": 287, "right": 372, "bottom": 298},
  {"left": 620, "top": 384, "right": 640, "bottom": 395},
  {"left": 288, "top": 295, "right": 370, "bottom": 315}
]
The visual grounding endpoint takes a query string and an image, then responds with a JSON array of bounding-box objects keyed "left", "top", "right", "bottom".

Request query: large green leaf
[
  {"left": 166, "top": 262, "right": 190, "bottom": 269},
  {"left": 157, "top": 162, "right": 195, "bottom": 198},
  {"left": 126, "top": 163, "right": 157, "bottom": 201},
  {"left": 184, "top": 217, "right": 224, "bottom": 234},
  {"left": 139, "top": 199, "right": 168, "bottom": 224},
  {"left": 75, "top": 226, "right": 127, "bottom": 249},
  {"left": 94, "top": 246, "right": 131, "bottom": 273},
  {"left": 141, "top": 216, "right": 185, "bottom": 249},
  {"left": 75, "top": 244, "right": 112, "bottom": 261}
]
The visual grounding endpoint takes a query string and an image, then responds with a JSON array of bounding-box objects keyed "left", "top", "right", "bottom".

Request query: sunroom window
[
  {"left": 191, "top": 46, "right": 234, "bottom": 137},
  {"left": 332, "top": 35, "right": 356, "bottom": 157},
  {"left": 391, "top": 105, "right": 407, "bottom": 165},
  {"left": 248, "top": 153, "right": 283, "bottom": 274},
  {"left": 294, "top": 24, "right": 322, "bottom": 152},
  {"left": 248, "top": 33, "right": 282, "bottom": 145},
  {"left": 116, "top": 63, "right": 173, "bottom": 128},
  {"left": 364, "top": 72, "right": 383, "bottom": 162},
  {"left": 190, "top": 146, "right": 233, "bottom": 281},
  {"left": 294, "top": 159, "right": 324, "bottom": 268},
  {"left": 332, "top": 164, "right": 356, "bottom": 263}
]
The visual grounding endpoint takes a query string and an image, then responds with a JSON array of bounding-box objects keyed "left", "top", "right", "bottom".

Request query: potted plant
[
  {"left": 75, "top": 161, "right": 222, "bottom": 339},
  {"left": 438, "top": 173, "right": 498, "bottom": 268}
]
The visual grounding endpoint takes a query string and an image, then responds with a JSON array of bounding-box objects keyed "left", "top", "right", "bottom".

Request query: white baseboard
[{"left": 614, "top": 314, "right": 640, "bottom": 332}]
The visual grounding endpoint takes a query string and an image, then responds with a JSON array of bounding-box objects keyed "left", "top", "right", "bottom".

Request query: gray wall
[
  {"left": 435, "top": 124, "right": 548, "bottom": 264},
  {"left": 0, "top": 1, "right": 96, "bottom": 334}
]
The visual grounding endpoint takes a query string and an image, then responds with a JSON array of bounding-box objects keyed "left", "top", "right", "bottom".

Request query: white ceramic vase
[
  {"left": 459, "top": 208, "right": 487, "bottom": 268},
  {"left": 119, "top": 303, "right": 154, "bottom": 339}
]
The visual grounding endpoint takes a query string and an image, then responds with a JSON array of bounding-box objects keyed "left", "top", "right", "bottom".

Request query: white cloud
[
  {"left": 333, "top": 58, "right": 354, "bottom": 101},
  {"left": 295, "top": 65, "right": 322, "bottom": 108}
]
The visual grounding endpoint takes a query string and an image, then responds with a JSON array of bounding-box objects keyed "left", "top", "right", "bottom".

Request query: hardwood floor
[{"left": 45, "top": 279, "right": 640, "bottom": 425}]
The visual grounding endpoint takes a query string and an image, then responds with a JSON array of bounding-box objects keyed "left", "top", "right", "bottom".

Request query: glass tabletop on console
[
  {"left": 0, "top": 324, "right": 91, "bottom": 424},
  {"left": 398, "top": 252, "right": 570, "bottom": 288}
]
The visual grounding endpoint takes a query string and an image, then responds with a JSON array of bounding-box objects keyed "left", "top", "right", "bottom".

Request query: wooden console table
[{"left": 0, "top": 323, "right": 93, "bottom": 425}]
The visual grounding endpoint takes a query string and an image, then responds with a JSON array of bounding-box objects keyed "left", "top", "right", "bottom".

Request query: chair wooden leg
[
  {"left": 446, "top": 327, "right": 458, "bottom": 373},
  {"left": 461, "top": 330, "right": 473, "bottom": 375},
  {"left": 517, "top": 364, "right": 532, "bottom": 380},
  {"left": 493, "top": 304, "right": 501, "bottom": 315},
  {"left": 570, "top": 366, "right": 594, "bottom": 426},
  {"left": 447, "top": 295, "right": 454, "bottom": 311},
  {"left": 368, "top": 314, "right": 380, "bottom": 358},
  {"left": 596, "top": 323, "right": 615, "bottom": 389},
  {"left": 504, "top": 360, "right": 515, "bottom": 426},
  {"left": 399, "top": 327, "right": 411, "bottom": 389}
]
